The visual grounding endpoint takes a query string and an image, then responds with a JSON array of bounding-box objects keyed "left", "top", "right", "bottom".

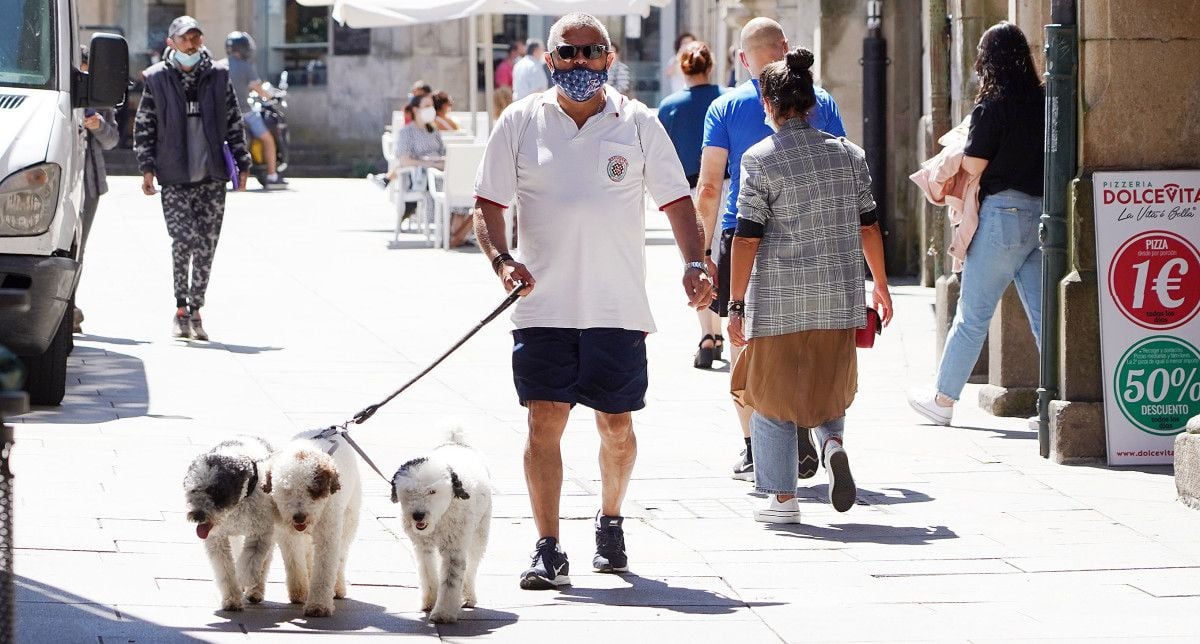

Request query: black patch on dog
[
  {"left": 261, "top": 469, "right": 273, "bottom": 494},
  {"left": 205, "top": 454, "right": 254, "bottom": 510},
  {"left": 397, "top": 457, "right": 428, "bottom": 474},
  {"left": 449, "top": 467, "right": 470, "bottom": 500}
]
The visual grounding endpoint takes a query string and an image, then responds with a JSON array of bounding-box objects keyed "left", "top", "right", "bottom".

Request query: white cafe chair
[{"left": 425, "top": 144, "right": 487, "bottom": 249}]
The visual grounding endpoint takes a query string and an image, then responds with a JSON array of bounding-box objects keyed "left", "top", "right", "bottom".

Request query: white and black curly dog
[
  {"left": 183, "top": 435, "right": 279, "bottom": 611},
  {"left": 390, "top": 428, "right": 492, "bottom": 624},
  {"left": 263, "top": 429, "right": 363, "bottom": 617}
]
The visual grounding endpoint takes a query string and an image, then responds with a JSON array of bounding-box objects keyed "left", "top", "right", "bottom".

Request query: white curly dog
[
  {"left": 263, "top": 429, "right": 363, "bottom": 617},
  {"left": 183, "top": 435, "right": 280, "bottom": 611},
  {"left": 390, "top": 428, "right": 492, "bottom": 623}
]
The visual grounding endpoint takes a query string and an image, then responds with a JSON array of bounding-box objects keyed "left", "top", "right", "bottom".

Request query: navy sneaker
[
  {"left": 593, "top": 514, "right": 629, "bottom": 573},
  {"left": 520, "top": 536, "right": 570, "bottom": 590}
]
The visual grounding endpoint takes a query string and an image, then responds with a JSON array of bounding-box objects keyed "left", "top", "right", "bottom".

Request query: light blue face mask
[{"left": 172, "top": 49, "right": 202, "bottom": 68}]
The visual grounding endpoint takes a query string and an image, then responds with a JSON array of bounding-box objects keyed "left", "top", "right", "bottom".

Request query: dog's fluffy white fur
[
  {"left": 391, "top": 428, "right": 492, "bottom": 623},
  {"left": 183, "top": 435, "right": 280, "bottom": 611},
  {"left": 263, "top": 429, "right": 363, "bottom": 617}
]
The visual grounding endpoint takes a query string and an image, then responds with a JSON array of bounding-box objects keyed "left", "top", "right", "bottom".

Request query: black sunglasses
[{"left": 553, "top": 44, "right": 608, "bottom": 61}]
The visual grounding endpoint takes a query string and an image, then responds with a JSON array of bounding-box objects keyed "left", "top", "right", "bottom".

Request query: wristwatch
[{"left": 684, "top": 260, "right": 709, "bottom": 275}]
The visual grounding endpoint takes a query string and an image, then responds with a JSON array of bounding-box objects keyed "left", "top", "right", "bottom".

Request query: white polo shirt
[{"left": 475, "top": 85, "right": 691, "bottom": 333}]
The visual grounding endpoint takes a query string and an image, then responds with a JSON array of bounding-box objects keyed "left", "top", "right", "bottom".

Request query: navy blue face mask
[{"left": 551, "top": 66, "right": 608, "bottom": 102}]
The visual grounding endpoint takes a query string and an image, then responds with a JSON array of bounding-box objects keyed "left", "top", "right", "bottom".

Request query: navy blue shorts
[{"left": 512, "top": 327, "right": 648, "bottom": 414}]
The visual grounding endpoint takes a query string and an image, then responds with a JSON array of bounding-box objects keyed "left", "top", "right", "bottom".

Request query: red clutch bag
[{"left": 856, "top": 306, "right": 882, "bottom": 349}]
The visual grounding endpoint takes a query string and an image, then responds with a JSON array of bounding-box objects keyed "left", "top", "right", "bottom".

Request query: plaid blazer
[{"left": 736, "top": 119, "right": 875, "bottom": 338}]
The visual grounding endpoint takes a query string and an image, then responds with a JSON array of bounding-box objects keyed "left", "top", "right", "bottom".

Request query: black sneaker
[
  {"left": 519, "top": 537, "right": 570, "bottom": 590},
  {"left": 798, "top": 427, "right": 818, "bottom": 479},
  {"left": 593, "top": 514, "right": 628, "bottom": 573},
  {"left": 732, "top": 448, "right": 754, "bottom": 481}
]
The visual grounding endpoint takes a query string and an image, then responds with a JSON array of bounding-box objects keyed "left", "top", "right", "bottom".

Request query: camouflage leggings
[{"left": 161, "top": 180, "right": 225, "bottom": 310}]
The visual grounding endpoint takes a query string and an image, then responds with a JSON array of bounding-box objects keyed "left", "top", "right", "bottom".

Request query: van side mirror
[{"left": 81, "top": 34, "right": 129, "bottom": 108}]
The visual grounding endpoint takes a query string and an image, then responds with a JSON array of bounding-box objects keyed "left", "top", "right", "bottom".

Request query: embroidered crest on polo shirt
[{"left": 606, "top": 155, "right": 628, "bottom": 182}]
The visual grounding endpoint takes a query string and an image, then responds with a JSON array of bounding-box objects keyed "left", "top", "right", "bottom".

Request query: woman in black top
[{"left": 909, "top": 22, "right": 1046, "bottom": 426}]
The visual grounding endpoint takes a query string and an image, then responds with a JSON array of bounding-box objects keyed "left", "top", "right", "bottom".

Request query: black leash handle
[{"left": 351, "top": 282, "right": 527, "bottom": 425}]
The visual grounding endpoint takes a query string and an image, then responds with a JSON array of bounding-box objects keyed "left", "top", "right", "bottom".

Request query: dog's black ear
[
  {"left": 390, "top": 482, "right": 399, "bottom": 504},
  {"left": 449, "top": 467, "right": 470, "bottom": 500},
  {"left": 261, "top": 469, "right": 272, "bottom": 494}
]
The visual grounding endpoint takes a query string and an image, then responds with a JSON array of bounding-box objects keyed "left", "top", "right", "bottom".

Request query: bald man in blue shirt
[{"left": 697, "top": 17, "right": 847, "bottom": 484}]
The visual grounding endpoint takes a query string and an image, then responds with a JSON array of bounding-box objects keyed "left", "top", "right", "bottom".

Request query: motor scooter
[{"left": 246, "top": 71, "right": 290, "bottom": 188}]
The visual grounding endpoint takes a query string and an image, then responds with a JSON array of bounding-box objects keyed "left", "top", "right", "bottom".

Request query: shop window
[{"left": 279, "top": 0, "right": 328, "bottom": 86}]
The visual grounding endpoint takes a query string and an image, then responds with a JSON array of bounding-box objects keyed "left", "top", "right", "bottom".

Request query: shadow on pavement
[
  {"left": 177, "top": 340, "right": 283, "bottom": 355},
  {"left": 769, "top": 522, "right": 957, "bottom": 544},
  {"left": 22, "top": 345, "right": 149, "bottom": 423},
  {"left": 429, "top": 606, "right": 521, "bottom": 636},
  {"left": 15, "top": 575, "right": 213, "bottom": 642},
  {"left": 853, "top": 486, "right": 935, "bottom": 506},
  {"left": 75, "top": 333, "right": 152, "bottom": 346},
  {"left": 221, "top": 596, "right": 434, "bottom": 634},
  {"left": 953, "top": 423, "right": 1038, "bottom": 440},
  {"left": 558, "top": 574, "right": 781, "bottom": 614}
]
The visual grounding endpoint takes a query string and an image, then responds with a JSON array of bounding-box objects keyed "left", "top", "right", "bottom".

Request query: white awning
[{"left": 331, "top": 0, "right": 670, "bottom": 28}]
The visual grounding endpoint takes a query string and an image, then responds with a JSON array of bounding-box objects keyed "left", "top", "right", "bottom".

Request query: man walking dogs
[
  {"left": 135, "top": 16, "right": 250, "bottom": 341},
  {"left": 472, "top": 13, "right": 714, "bottom": 590}
]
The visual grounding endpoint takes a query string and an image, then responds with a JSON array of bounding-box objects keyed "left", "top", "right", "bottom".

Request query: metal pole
[
  {"left": 468, "top": 15, "right": 479, "bottom": 135},
  {"left": 1038, "top": 0, "right": 1078, "bottom": 459},
  {"left": 862, "top": 0, "right": 890, "bottom": 265},
  {"left": 483, "top": 14, "right": 495, "bottom": 135}
]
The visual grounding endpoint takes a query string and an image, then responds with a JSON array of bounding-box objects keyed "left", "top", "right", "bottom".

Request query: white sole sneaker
[
  {"left": 753, "top": 507, "right": 801, "bottom": 523},
  {"left": 907, "top": 390, "right": 952, "bottom": 426},
  {"left": 732, "top": 469, "right": 755, "bottom": 482}
]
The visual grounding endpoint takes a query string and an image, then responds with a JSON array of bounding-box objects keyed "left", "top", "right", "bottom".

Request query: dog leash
[{"left": 315, "top": 282, "right": 528, "bottom": 484}]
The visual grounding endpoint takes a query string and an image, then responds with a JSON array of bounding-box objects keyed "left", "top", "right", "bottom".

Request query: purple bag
[{"left": 222, "top": 142, "right": 239, "bottom": 187}]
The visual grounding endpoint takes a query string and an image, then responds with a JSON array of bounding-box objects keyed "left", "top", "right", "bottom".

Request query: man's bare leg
[
  {"left": 525, "top": 401, "right": 570, "bottom": 539},
  {"left": 730, "top": 342, "right": 753, "bottom": 439},
  {"left": 596, "top": 411, "right": 636, "bottom": 516}
]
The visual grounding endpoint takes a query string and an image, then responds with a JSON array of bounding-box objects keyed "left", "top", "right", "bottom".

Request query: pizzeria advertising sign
[{"left": 1094, "top": 171, "right": 1200, "bottom": 465}]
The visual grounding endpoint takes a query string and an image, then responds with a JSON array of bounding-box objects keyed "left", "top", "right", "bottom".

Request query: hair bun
[{"left": 786, "top": 48, "right": 815, "bottom": 72}]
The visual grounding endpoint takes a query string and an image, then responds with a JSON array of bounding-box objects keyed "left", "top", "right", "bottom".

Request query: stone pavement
[{"left": 7, "top": 178, "right": 1200, "bottom": 643}]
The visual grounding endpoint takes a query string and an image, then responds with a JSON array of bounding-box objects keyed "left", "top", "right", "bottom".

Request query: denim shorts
[
  {"left": 512, "top": 327, "right": 648, "bottom": 414},
  {"left": 243, "top": 111, "right": 268, "bottom": 138}
]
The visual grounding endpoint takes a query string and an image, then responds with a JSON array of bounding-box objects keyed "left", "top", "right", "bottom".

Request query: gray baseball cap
[{"left": 168, "top": 15, "right": 202, "bottom": 39}]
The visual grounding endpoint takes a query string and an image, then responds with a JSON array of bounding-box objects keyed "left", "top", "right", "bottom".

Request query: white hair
[{"left": 547, "top": 12, "right": 612, "bottom": 50}]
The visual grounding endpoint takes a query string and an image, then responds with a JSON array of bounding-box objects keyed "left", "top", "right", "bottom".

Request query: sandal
[
  {"left": 713, "top": 334, "right": 725, "bottom": 362},
  {"left": 694, "top": 334, "right": 716, "bottom": 369}
]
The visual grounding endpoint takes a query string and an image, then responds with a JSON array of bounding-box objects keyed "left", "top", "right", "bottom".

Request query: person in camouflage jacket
[{"left": 134, "top": 15, "right": 250, "bottom": 341}]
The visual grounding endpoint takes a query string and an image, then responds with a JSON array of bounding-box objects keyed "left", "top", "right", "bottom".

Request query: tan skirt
[{"left": 731, "top": 328, "right": 858, "bottom": 428}]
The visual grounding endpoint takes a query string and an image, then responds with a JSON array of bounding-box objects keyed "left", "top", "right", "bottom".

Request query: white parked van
[{"left": 0, "top": 0, "right": 127, "bottom": 405}]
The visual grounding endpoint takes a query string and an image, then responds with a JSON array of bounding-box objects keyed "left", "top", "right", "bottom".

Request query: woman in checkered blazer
[{"left": 725, "top": 48, "right": 893, "bottom": 522}]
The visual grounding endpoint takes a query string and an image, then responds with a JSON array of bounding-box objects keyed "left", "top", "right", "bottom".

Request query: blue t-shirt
[
  {"left": 703, "top": 79, "right": 846, "bottom": 230},
  {"left": 656, "top": 84, "right": 728, "bottom": 180}
]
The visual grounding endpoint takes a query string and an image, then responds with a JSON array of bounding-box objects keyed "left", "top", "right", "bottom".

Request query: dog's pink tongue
[
  {"left": 294, "top": 523, "right": 307, "bottom": 532},
  {"left": 196, "top": 522, "right": 212, "bottom": 539}
]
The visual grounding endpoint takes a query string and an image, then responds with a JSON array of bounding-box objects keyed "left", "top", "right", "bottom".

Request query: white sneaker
[
  {"left": 753, "top": 496, "right": 801, "bottom": 524},
  {"left": 823, "top": 439, "right": 856, "bottom": 513},
  {"left": 908, "top": 388, "right": 953, "bottom": 426}
]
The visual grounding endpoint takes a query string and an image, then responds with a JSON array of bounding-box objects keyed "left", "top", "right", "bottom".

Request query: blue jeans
[
  {"left": 936, "top": 189, "right": 1043, "bottom": 400},
  {"left": 751, "top": 413, "right": 844, "bottom": 495}
]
